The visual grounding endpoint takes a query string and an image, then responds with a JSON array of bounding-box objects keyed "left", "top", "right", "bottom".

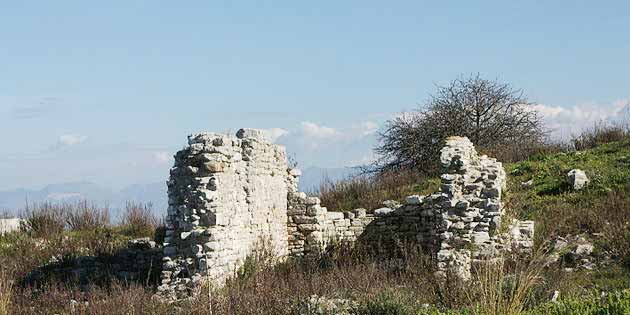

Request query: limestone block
[
  {"left": 0, "top": 218, "right": 22, "bottom": 235},
  {"left": 202, "top": 161, "right": 225, "bottom": 173},
  {"left": 353, "top": 208, "right": 367, "bottom": 218},
  {"left": 567, "top": 169, "right": 589, "bottom": 190},
  {"left": 405, "top": 195, "right": 424, "bottom": 205},
  {"left": 374, "top": 207, "right": 394, "bottom": 216}
]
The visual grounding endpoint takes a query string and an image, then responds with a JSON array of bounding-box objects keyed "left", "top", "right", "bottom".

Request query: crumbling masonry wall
[
  {"left": 287, "top": 136, "right": 534, "bottom": 279},
  {"left": 159, "top": 129, "right": 291, "bottom": 297},
  {"left": 160, "top": 131, "right": 534, "bottom": 298}
]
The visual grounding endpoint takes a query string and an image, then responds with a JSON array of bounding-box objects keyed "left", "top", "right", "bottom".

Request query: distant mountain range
[
  {"left": 0, "top": 167, "right": 357, "bottom": 217},
  {"left": 0, "top": 182, "right": 168, "bottom": 218}
]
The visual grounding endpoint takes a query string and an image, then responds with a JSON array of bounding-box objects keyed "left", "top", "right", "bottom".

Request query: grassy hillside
[{"left": 506, "top": 138, "right": 630, "bottom": 265}]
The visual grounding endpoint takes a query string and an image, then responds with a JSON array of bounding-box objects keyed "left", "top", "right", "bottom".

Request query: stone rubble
[{"left": 546, "top": 235, "right": 599, "bottom": 271}]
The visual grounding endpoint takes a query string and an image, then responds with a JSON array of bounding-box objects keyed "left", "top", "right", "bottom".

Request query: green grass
[
  {"left": 525, "top": 290, "right": 630, "bottom": 315},
  {"left": 507, "top": 138, "right": 630, "bottom": 219}
]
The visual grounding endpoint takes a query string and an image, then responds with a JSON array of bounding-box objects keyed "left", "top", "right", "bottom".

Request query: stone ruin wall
[
  {"left": 287, "top": 136, "right": 534, "bottom": 279},
  {"left": 159, "top": 129, "right": 291, "bottom": 297},
  {"left": 160, "top": 130, "right": 534, "bottom": 297}
]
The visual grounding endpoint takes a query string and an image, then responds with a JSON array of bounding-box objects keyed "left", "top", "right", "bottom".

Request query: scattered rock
[
  {"left": 548, "top": 235, "right": 598, "bottom": 271},
  {"left": 405, "top": 195, "right": 424, "bottom": 205},
  {"left": 567, "top": 169, "right": 589, "bottom": 190},
  {"left": 373, "top": 207, "right": 394, "bottom": 216}
]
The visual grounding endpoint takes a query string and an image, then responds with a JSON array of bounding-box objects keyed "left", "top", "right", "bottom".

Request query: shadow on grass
[{"left": 19, "top": 238, "right": 162, "bottom": 290}]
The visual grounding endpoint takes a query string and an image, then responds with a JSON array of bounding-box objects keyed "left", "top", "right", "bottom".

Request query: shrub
[
  {"left": 572, "top": 121, "right": 630, "bottom": 151},
  {"left": 372, "top": 74, "right": 546, "bottom": 175},
  {"left": 65, "top": 201, "right": 110, "bottom": 231},
  {"left": 481, "top": 141, "right": 570, "bottom": 164},
  {"left": 120, "top": 202, "right": 158, "bottom": 238},
  {"left": 317, "top": 170, "right": 437, "bottom": 212},
  {"left": 21, "top": 202, "right": 66, "bottom": 236}
]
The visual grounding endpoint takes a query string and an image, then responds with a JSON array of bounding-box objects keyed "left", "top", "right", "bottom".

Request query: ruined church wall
[{"left": 160, "top": 129, "right": 290, "bottom": 297}]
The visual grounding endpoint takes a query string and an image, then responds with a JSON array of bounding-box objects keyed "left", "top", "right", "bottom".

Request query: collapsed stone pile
[{"left": 160, "top": 130, "right": 535, "bottom": 298}]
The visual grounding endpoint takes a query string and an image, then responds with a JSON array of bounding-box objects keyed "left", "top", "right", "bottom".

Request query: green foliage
[
  {"left": 119, "top": 202, "right": 159, "bottom": 238},
  {"left": 352, "top": 292, "right": 418, "bottom": 315},
  {"left": 526, "top": 290, "right": 630, "bottom": 315},
  {"left": 506, "top": 139, "right": 630, "bottom": 244}
]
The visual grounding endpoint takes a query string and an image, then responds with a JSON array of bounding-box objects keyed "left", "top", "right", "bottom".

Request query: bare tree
[{"left": 371, "top": 74, "right": 546, "bottom": 174}]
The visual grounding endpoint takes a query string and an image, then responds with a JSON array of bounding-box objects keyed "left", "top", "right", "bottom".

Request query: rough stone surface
[
  {"left": 0, "top": 218, "right": 22, "bottom": 235},
  {"left": 160, "top": 132, "right": 535, "bottom": 298},
  {"left": 567, "top": 169, "right": 589, "bottom": 190},
  {"left": 159, "top": 129, "right": 291, "bottom": 298},
  {"left": 287, "top": 136, "right": 533, "bottom": 280}
]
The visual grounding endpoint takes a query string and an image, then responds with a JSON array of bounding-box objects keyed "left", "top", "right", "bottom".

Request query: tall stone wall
[{"left": 159, "top": 129, "right": 291, "bottom": 298}]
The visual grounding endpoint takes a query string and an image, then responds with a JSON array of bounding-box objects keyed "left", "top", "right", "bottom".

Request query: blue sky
[{"left": 1, "top": 1, "right": 629, "bottom": 190}]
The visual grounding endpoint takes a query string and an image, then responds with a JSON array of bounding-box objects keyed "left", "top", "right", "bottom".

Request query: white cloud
[
  {"left": 533, "top": 99, "right": 630, "bottom": 138},
  {"left": 262, "top": 128, "right": 289, "bottom": 143},
  {"left": 300, "top": 121, "right": 338, "bottom": 138},
  {"left": 352, "top": 121, "right": 379, "bottom": 137},
  {"left": 153, "top": 151, "right": 172, "bottom": 164},
  {"left": 57, "top": 134, "right": 88, "bottom": 147}
]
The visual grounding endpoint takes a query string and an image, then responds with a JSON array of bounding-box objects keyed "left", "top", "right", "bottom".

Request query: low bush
[
  {"left": 317, "top": 170, "right": 439, "bottom": 212},
  {"left": 572, "top": 121, "right": 629, "bottom": 151},
  {"left": 22, "top": 202, "right": 66, "bottom": 236},
  {"left": 65, "top": 201, "right": 110, "bottom": 231},
  {"left": 120, "top": 202, "right": 159, "bottom": 238}
]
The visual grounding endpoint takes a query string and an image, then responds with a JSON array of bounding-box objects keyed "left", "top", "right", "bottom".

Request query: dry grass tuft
[
  {"left": 0, "top": 271, "right": 13, "bottom": 315},
  {"left": 65, "top": 201, "right": 110, "bottom": 231},
  {"left": 317, "top": 170, "right": 437, "bottom": 212},
  {"left": 572, "top": 121, "right": 630, "bottom": 151},
  {"left": 120, "top": 202, "right": 159, "bottom": 238}
]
